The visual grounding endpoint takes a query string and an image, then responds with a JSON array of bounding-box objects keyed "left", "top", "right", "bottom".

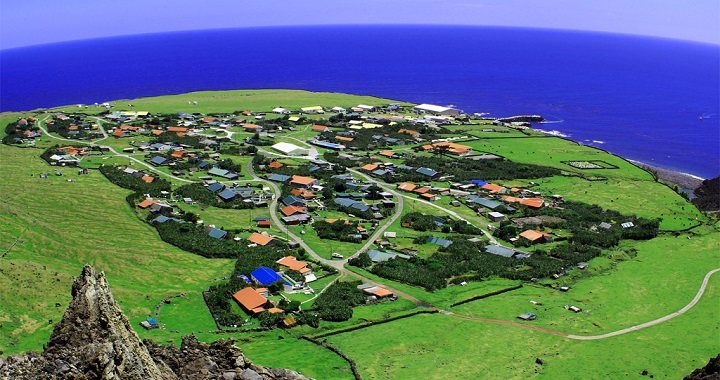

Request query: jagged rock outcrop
[
  {"left": 685, "top": 354, "right": 720, "bottom": 380},
  {"left": 0, "top": 265, "right": 309, "bottom": 380}
]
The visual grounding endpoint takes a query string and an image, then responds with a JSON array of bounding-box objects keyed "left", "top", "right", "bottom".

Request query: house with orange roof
[
  {"left": 267, "top": 307, "right": 285, "bottom": 314},
  {"left": 276, "top": 256, "right": 312, "bottom": 275},
  {"left": 247, "top": 233, "right": 276, "bottom": 246},
  {"left": 335, "top": 136, "right": 354, "bottom": 142},
  {"left": 421, "top": 142, "right": 473, "bottom": 156},
  {"left": 361, "top": 163, "right": 379, "bottom": 172},
  {"left": 68, "top": 125, "right": 79, "bottom": 131},
  {"left": 482, "top": 183, "right": 506, "bottom": 194},
  {"left": 378, "top": 150, "right": 398, "bottom": 158},
  {"left": 290, "top": 175, "right": 319, "bottom": 188},
  {"left": 420, "top": 193, "right": 437, "bottom": 201},
  {"left": 137, "top": 199, "right": 157, "bottom": 209},
  {"left": 281, "top": 205, "right": 307, "bottom": 217},
  {"left": 151, "top": 129, "right": 164, "bottom": 136},
  {"left": 290, "top": 188, "right": 316, "bottom": 200},
  {"left": 268, "top": 161, "right": 284, "bottom": 169},
  {"left": 398, "top": 128, "right": 420, "bottom": 137},
  {"left": 311, "top": 124, "right": 330, "bottom": 133},
  {"left": 170, "top": 150, "right": 186, "bottom": 159},
  {"left": 242, "top": 123, "right": 260, "bottom": 131},
  {"left": 232, "top": 287, "right": 269, "bottom": 314},
  {"left": 202, "top": 117, "right": 215, "bottom": 123},
  {"left": 141, "top": 175, "right": 154, "bottom": 184},
  {"left": 519, "top": 229, "right": 553, "bottom": 244},
  {"left": 413, "top": 186, "right": 431, "bottom": 194},
  {"left": 167, "top": 126, "right": 188, "bottom": 133},
  {"left": 57, "top": 146, "right": 88, "bottom": 156},
  {"left": 502, "top": 195, "right": 545, "bottom": 209},
  {"left": 257, "top": 220, "right": 271, "bottom": 228},
  {"left": 112, "top": 129, "right": 126, "bottom": 138},
  {"left": 397, "top": 182, "right": 417, "bottom": 192},
  {"left": 521, "top": 198, "right": 545, "bottom": 209},
  {"left": 357, "top": 283, "right": 394, "bottom": 298}
]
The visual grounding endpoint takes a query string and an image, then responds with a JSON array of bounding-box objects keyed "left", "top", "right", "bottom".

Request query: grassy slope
[
  {"left": 48, "top": 89, "right": 410, "bottom": 115},
  {"left": 0, "top": 143, "right": 233, "bottom": 353}
]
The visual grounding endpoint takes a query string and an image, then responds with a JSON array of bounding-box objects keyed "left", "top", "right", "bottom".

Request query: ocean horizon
[{"left": 1, "top": 25, "right": 718, "bottom": 179}]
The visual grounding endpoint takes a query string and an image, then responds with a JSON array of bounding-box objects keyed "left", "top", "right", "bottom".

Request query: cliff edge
[{"left": 0, "top": 265, "right": 309, "bottom": 380}]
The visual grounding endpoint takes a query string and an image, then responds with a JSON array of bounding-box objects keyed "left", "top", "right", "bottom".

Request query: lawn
[
  {"left": 443, "top": 223, "right": 719, "bottom": 332},
  {"left": 49, "top": 89, "right": 411, "bottom": 116},
  {"left": 328, "top": 295, "right": 719, "bottom": 380}
]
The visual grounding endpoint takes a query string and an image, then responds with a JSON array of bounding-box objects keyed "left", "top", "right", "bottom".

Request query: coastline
[{"left": 629, "top": 160, "right": 705, "bottom": 190}]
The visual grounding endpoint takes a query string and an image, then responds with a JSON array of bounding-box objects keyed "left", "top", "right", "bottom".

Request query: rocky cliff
[
  {"left": 692, "top": 176, "right": 720, "bottom": 212},
  {"left": 0, "top": 265, "right": 309, "bottom": 380}
]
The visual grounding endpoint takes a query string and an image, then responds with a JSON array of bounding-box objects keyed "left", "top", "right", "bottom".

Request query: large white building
[
  {"left": 272, "top": 142, "right": 309, "bottom": 156},
  {"left": 414, "top": 103, "right": 462, "bottom": 116}
]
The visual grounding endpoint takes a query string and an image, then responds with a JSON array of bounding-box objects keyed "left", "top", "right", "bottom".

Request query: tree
[{"left": 348, "top": 252, "right": 372, "bottom": 268}]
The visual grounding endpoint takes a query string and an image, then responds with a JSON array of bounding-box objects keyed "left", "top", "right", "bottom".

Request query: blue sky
[{"left": 1, "top": 0, "right": 718, "bottom": 49}]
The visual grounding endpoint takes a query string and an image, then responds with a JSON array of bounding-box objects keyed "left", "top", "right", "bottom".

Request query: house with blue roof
[
  {"left": 466, "top": 195, "right": 504, "bottom": 210},
  {"left": 149, "top": 156, "right": 169, "bottom": 166},
  {"left": 268, "top": 174, "right": 291, "bottom": 183},
  {"left": 311, "top": 140, "right": 345, "bottom": 150},
  {"left": 217, "top": 188, "right": 237, "bottom": 201},
  {"left": 484, "top": 245, "right": 517, "bottom": 258},
  {"left": 208, "top": 228, "right": 228, "bottom": 239},
  {"left": 367, "top": 250, "right": 411, "bottom": 262},
  {"left": 152, "top": 215, "right": 184, "bottom": 224},
  {"left": 207, "top": 182, "right": 225, "bottom": 193},
  {"left": 208, "top": 167, "right": 239, "bottom": 180},
  {"left": 416, "top": 167, "right": 440, "bottom": 179},
  {"left": 331, "top": 174, "right": 355, "bottom": 181},
  {"left": 334, "top": 198, "right": 369, "bottom": 212},
  {"left": 251, "top": 267, "right": 286, "bottom": 286},
  {"left": 471, "top": 179, "right": 487, "bottom": 186},
  {"left": 427, "top": 236, "right": 453, "bottom": 247},
  {"left": 282, "top": 195, "right": 305, "bottom": 207}
]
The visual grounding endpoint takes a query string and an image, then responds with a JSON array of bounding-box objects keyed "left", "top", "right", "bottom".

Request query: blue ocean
[{"left": 1, "top": 26, "right": 718, "bottom": 179}]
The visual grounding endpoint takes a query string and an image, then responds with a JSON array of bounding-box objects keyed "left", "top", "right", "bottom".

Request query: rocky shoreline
[{"left": 629, "top": 160, "right": 705, "bottom": 190}]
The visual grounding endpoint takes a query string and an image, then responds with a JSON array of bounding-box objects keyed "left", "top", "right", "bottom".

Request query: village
[{"left": 4, "top": 97, "right": 661, "bottom": 331}]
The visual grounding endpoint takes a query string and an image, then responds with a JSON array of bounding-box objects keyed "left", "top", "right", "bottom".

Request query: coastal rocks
[
  {"left": 0, "top": 265, "right": 310, "bottom": 380},
  {"left": 495, "top": 115, "right": 545, "bottom": 123}
]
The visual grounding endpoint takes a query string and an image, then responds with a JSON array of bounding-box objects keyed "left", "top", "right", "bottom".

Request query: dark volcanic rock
[
  {"left": 692, "top": 176, "right": 720, "bottom": 211},
  {"left": 685, "top": 354, "right": 720, "bottom": 380},
  {"left": 0, "top": 265, "right": 310, "bottom": 380}
]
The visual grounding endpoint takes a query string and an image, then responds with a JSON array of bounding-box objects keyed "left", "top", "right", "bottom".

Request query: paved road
[{"left": 564, "top": 267, "right": 720, "bottom": 340}]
